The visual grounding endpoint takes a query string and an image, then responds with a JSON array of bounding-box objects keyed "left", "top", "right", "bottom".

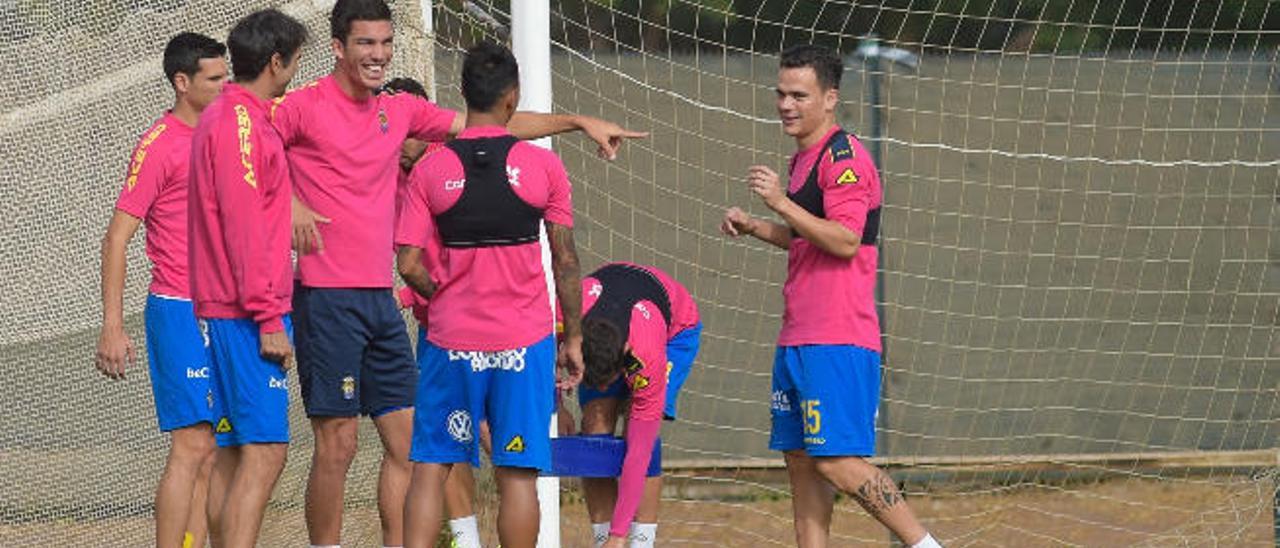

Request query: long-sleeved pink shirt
[{"left": 188, "top": 83, "right": 294, "bottom": 334}]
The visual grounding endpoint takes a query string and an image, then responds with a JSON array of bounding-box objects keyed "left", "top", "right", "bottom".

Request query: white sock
[
  {"left": 911, "top": 533, "right": 942, "bottom": 548},
  {"left": 591, "top": 522, "right": 611, "bottom": 547},
  {"left": 449, "top": 515, "right": 482, "bottom": 548},
  {"left": 627, "top": 523, "right": 657, "bottom": 548}
]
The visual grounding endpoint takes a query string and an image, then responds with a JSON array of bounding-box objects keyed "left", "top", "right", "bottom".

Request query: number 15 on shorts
[{"left": 802, "top": 399, "right": 821, "bottom": 436}]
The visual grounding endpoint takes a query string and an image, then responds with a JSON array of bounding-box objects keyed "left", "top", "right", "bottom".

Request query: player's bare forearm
[
  {"left": 750, "top": 219, "right": 794, "bottom": 250},
  {"left": 99, "top": 211, "right": 142, "bottom": 327},
  {"left": 506, "top": 111, "right": 580, "bottom": 140},
  {"left": 771, "top": 198, "right": 860, "bottom": 259},
  {"left": 547, "top": 222, "right": 583, "bottom": 340},
  {"left": 395, "top": 245, "right": 437, "bottom": 300}
]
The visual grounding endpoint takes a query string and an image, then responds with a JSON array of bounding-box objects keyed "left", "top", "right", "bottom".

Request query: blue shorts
[
  {"left": 411, "top": 331, "right": 556, "bottom": 471},
  {"left": 206, "top": 317, "right": 293, "bottom": 447},
  {"left": 579, "top": 322, "right": 702, "bottom": 420},
  {"left": 293, "top": 284, "right": 417, "bottom": 417},
  {"left": 144, "top": 295, "right": 213, "bottom": 432},
  {"left": 769, "top": 345, "right": 880, "bottom": 457}
]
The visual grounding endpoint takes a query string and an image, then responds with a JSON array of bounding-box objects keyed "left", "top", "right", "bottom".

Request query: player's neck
[
  {"left": 170, "top": 98, "right": 199, "bottom": 127},
  {"left": 795, "top": 119, "right": 836, "bottom": 150},
  {"left": 236, "top": 78, "right": 278, "bottom": 103},
  {"left": 464, "top": 111, "right": 509, "bottom": 130},
  {"left": 332, "top": 67, "right": 374, "bottom": 101}
]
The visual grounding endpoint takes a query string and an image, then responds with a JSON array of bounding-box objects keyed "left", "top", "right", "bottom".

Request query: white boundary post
[
  {"left": 418, "top": 0, "right": 435, "bottom": 98},
  {"left": 512, "top": 2, "right": 561, "bottom": 547}
]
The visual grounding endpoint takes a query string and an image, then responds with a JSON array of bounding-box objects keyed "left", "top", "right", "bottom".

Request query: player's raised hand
[
  {"left": 721, "top": 207, "right": 756, "bottom": 237},
  {"left": 292, "top": 197, "right": 330, "bottom": 255},
  {"left": 577, "top": 116, "right": 648, "bottom": 161},
  {"left": 95, "top": 326, "right": 135, "bottom": 380},
  {"left": 260, "top": 331, "right": 293, "bottom": 369},
  {"left": 557, "top": 334, "right": 585, "bottom": 390},
  {"left": 746, "top": 165, "right": 785, "bottom": 208}
]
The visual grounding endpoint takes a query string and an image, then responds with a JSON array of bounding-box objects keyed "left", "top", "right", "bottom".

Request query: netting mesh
[{"left": 2, "top": 0, "right": 1277, "bottom": 546}]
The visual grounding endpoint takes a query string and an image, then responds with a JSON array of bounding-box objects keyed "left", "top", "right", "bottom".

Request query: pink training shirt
[
  {"left": 395, "top": 126, "right": 574, "bottom": 351},
  {"left": 778, "top": 125, "right": 883, "bottom": 352},
  {"left": 114, "top": 111, "right": 194, "bottom": 299},
  {"left": 189, "top": 83, "right": 294, "bottom": 334},
  {"left": 271, "top": 75, "right": 457, "bottom": 288}
]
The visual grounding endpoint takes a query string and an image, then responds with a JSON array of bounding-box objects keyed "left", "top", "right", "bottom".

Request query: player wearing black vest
[{"left": 720, "top": 45, "right": 941, "bottom": 548}]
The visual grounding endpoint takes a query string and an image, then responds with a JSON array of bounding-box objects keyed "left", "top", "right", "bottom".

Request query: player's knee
[
  {"left": 313, "top": 421, "right": 359, "bottom": 467},
  {"left": 169, "top": 426, "right": 216, "bottom": 464},
  {"left": 315, "top": 437, "right": 358, "bottom": 469}
]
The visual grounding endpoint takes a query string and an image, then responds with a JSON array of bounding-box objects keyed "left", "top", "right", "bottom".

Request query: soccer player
[
  {"left": 94, "top": 32, "right": 227, "bottom": 548},
  {"left": 719, "top": 45, "right": 942, "bottom": 548},
  {"left": 187, "top": 10, "right": 307, "bottom": 548},
  {"left": 573, "top": 262, "right": 702, "bottom": 548},
  {"left": 269, "top": 1, "right": 643, "bottom": 546},
  {"left": 394, "top": 41, "right": 584, "bottom": 548},
  {"left": 383, "top": 77, "right": 484, "bottom": 548}
]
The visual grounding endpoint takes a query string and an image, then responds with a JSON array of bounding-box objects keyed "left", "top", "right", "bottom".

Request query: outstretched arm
[{"left": 450, "top": 111, "right": 649, "bottom": 160}]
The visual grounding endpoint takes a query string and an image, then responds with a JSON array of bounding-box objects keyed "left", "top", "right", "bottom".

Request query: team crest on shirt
[
  {"left": 341, "top": 376, "right": 356, "bottom": 400},
  {"left": 836, "top": 168, "right": 859, "bottom": 185},
  {"left": 378, "top": 108, "right": 389, "bottom": 133}
]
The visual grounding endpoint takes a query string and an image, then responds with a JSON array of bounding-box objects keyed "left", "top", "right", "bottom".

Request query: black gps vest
[
  {"left": 582, "top": 263, "right": 672, "bottom": 342},
  {"left": 435, "top": 136, "right": 543, "bottom": 248},
  {"left": 787, "top": 128, "right": 881, "bottom": 245}
]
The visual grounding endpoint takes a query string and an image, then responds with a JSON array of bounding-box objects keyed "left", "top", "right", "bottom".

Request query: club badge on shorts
[{"left": 341, "top": 375, "right": 356, "bottom": 400}]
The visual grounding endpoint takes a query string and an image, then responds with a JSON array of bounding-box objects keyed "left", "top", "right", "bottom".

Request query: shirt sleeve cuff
[
  {"left": 398, "top": 286, "right": 418, "bottom": 308},
  {"left": 257, "top": 315, "right": 285, "bottom": 335}
]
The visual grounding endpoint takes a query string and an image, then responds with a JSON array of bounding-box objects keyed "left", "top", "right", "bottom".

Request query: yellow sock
[{"left": 182, "top": 532, "right": 194, "bottom": 548}]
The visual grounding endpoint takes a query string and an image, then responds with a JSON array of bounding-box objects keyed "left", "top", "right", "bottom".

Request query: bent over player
[
  {"left": 720, "top": 44, "right": 942, "bottom": 548},
  {"left": 95, "top": 32, "right": 226, "bottom": 548},
  {"left": 188, "top": 10, "right": 306, "bottom": 548},
  {"left": 574, "top": 262, "right": 702, "bottom": 548},
  {"left": 395, "top": 41, "right": 584, "bottom": 548}
]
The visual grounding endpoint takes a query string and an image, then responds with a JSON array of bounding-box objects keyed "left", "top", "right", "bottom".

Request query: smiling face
[
  {"left": 333, "top": 19, "right": 393, "bottom": 93},
  {"left": 775, "top": 66, "right": 837, "bottom": 142}
]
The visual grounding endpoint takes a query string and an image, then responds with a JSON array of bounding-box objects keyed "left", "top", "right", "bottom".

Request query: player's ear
[
  {"left": 172, "top": 72, "right": 191, "bottom": 95},
  {"left": 823, "top": 86, "right": 838, "bottom": 112},
  {"left": 505, "top": 86, "right": 520, "bottom": 116},
  {"left": 331, "top": 37, "right": 345, "bottom": 61}
]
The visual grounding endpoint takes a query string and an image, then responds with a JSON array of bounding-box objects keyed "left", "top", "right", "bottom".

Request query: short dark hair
[
  {"left": 227, "top": 9, "right": 308, "bottom": 82},
  {"left": 582, "top": 317, "right": 627, "bottom": 390},
  {"left": 780, "top": 44, "right": 843, "bottom": 90},
  {"left": 381, "top": 77, "right": 429, "bottom": 100},
  {"left": 331, "top": 0, "right": 392, "bottom": 43},
  {"left": 163, "top": 33, "right": 226, "bottom": 87},
  {"left": 461, "top": 41, "right": 519, "bottom": 112}
]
